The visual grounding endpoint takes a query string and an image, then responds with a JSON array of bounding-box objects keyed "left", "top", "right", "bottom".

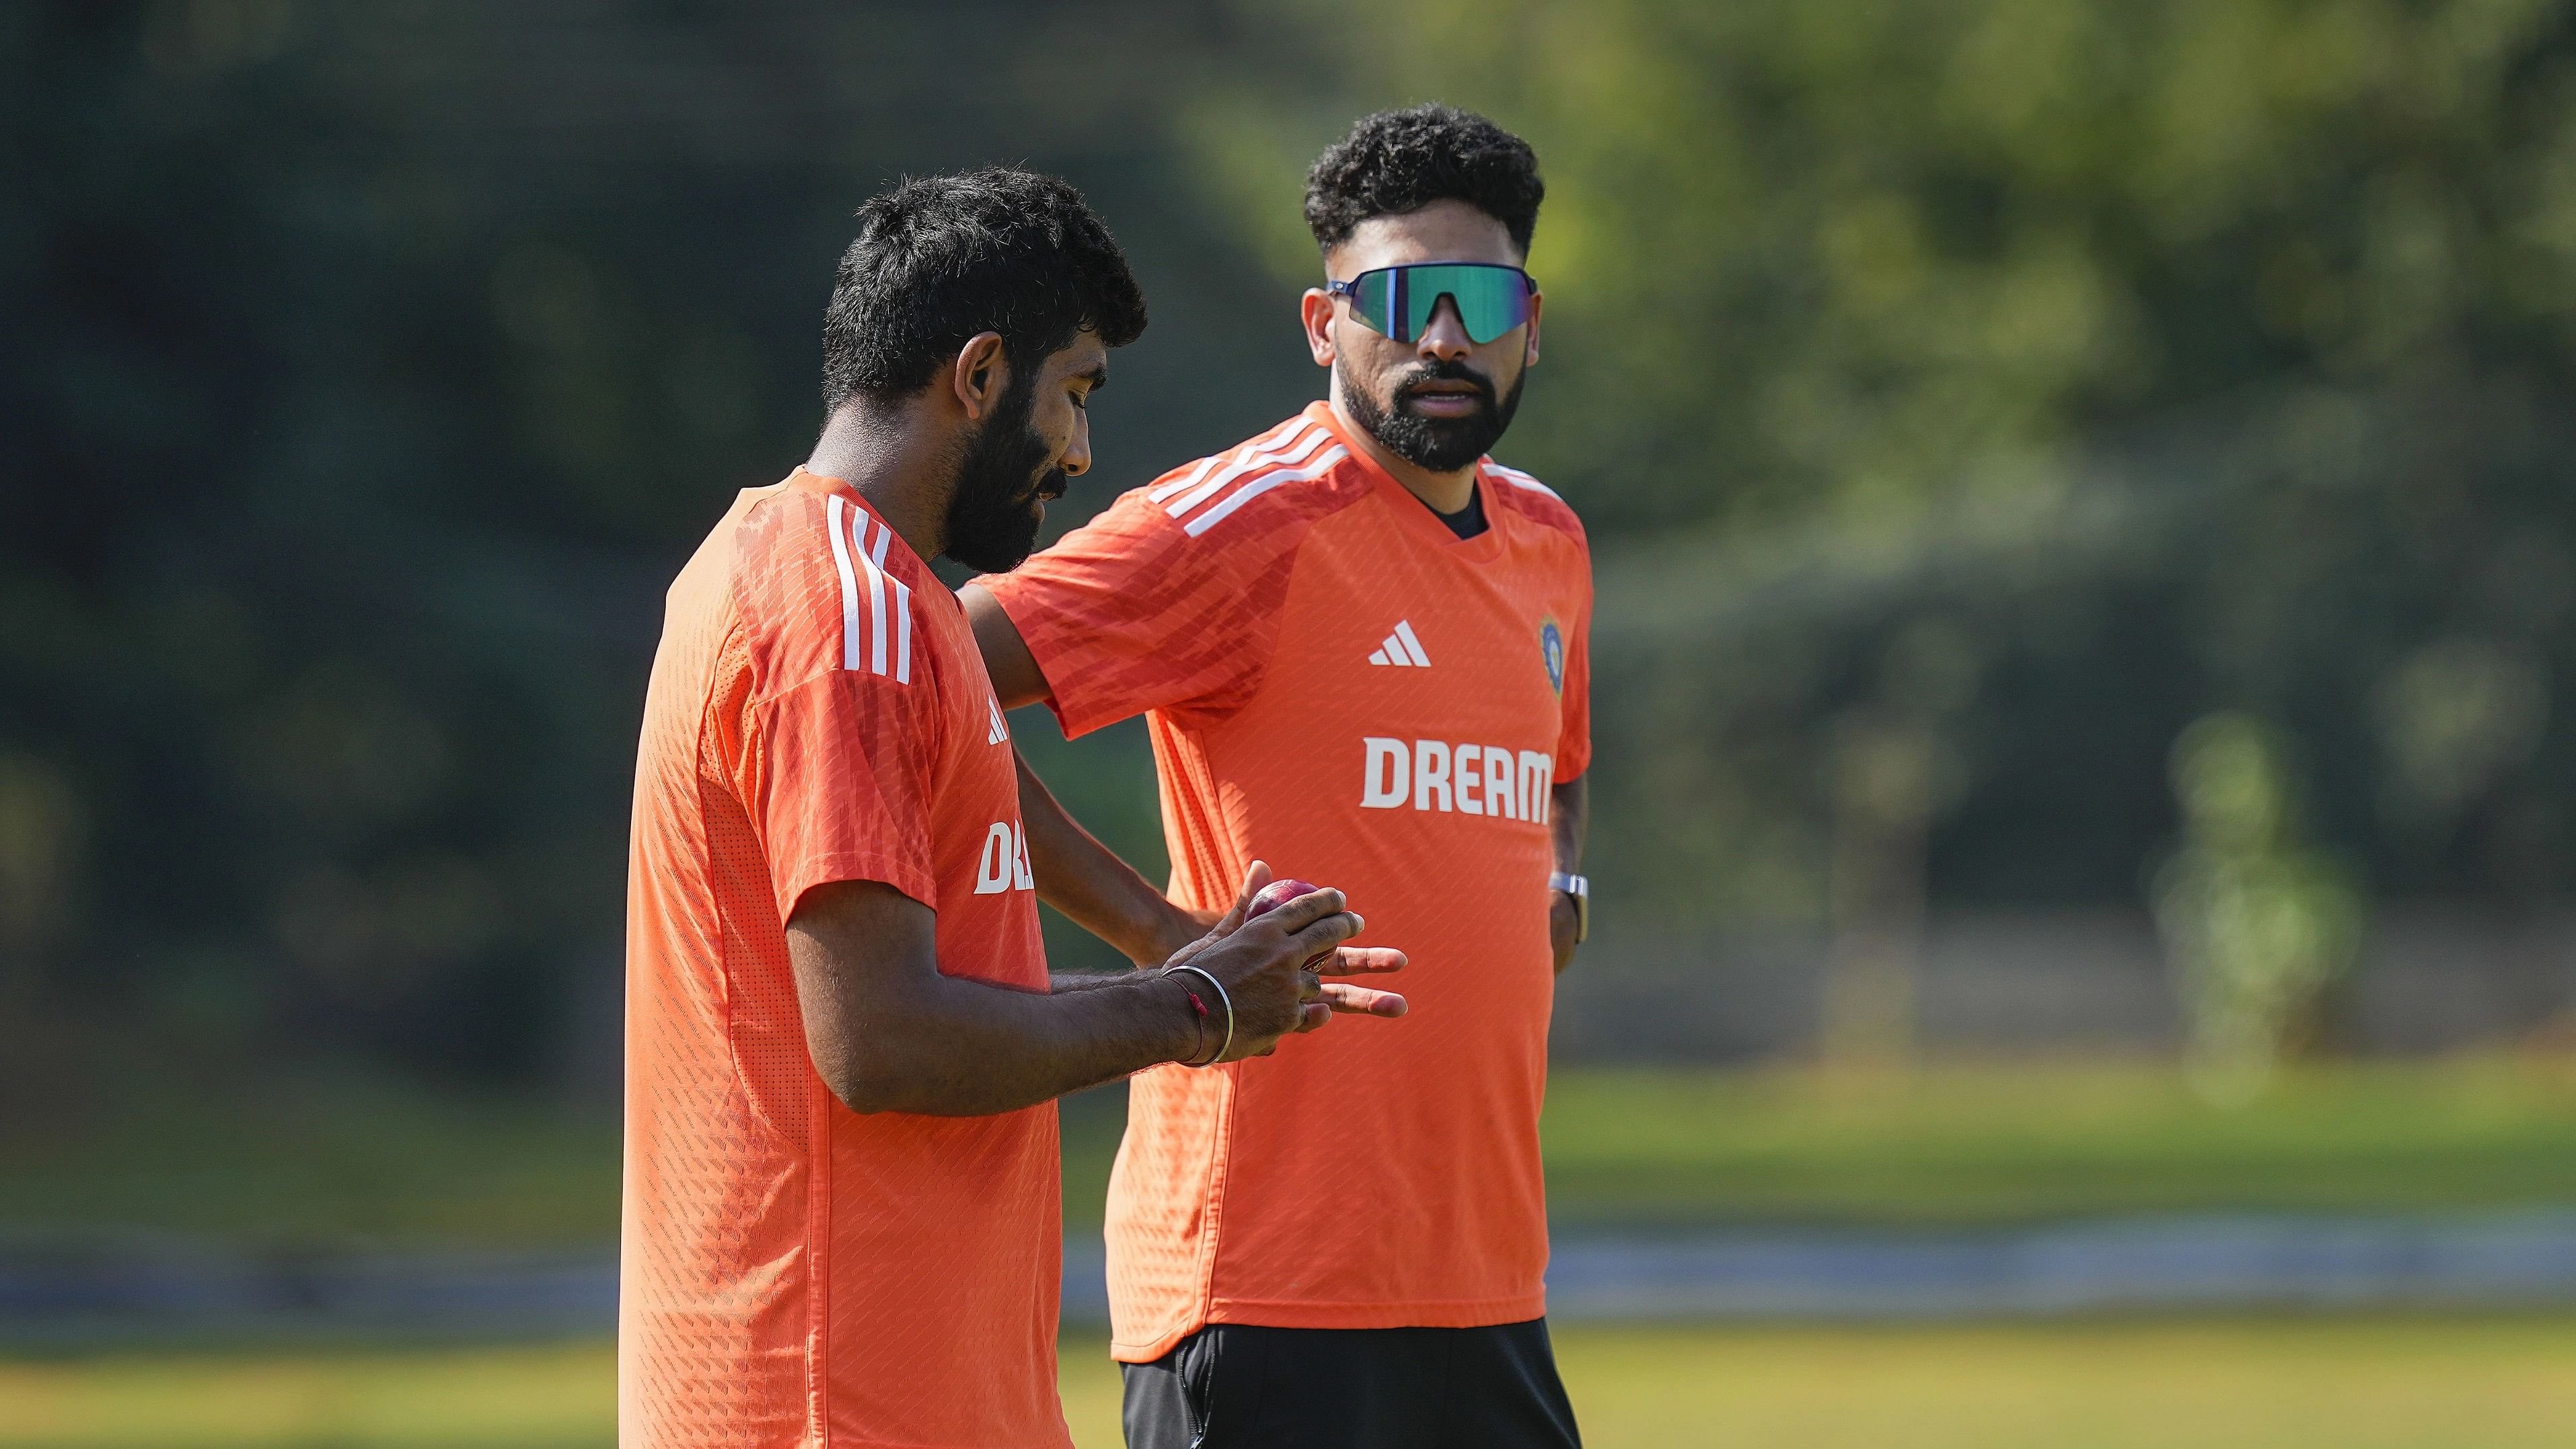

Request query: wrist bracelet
[
  {"left": 1173, "top": 978, "right": 1210, "bottom": 1062},
  {"left": 1163, "top": 963, "right": 1233, "bottom": 1068}
]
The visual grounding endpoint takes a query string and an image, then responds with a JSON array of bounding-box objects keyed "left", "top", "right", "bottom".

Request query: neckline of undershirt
[
  {"left": 1305, "top": 402, "right": 1507, "bottom": 561},
  {"left": 1432, "top": 487, "right": 1489, "bottom": 540}
]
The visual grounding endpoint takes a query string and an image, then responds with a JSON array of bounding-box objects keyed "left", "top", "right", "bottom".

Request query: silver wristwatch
[{"left": 1549, "top": 870, "right": 1590, "bottom": 944}]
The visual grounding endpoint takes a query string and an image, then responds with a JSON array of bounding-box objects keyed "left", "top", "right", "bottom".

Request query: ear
[
  {"left": 1299, "top": 289, "right": 1337, "bottom": 369},
  {"left": 1522, "top": 288, "right": 1543, "bottom": 368},
  {"left": 950, "top": 332, "right": 1010, "bottom": 420}
]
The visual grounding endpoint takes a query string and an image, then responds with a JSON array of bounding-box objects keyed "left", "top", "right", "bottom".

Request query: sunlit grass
[
  {"left": 1078, "top": 1053, "right": 2576, "bottom": 1228},
  {"left": 0, "top": 1071, "right": 620, "bottom": 1247},
  {"left": 0, "top": 1341, "right": 612, "bottom": 1449},
  {"left": 1529, "top": 1317, "right": 2576, "bottom": 1449},
  {"left": 8, "top": 1055, "right": 2576, "bottom": 1244},
  {"left": 9, "top": 1320, "right": 2576, "bottom": 1449},
  {"left": 1537, "top": 1053, "right": 2576, "bottom": 1226}
]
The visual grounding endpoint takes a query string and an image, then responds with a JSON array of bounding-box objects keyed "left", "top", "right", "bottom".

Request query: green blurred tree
[
  {"left": 1177, "top": 0, "right": 2576, "bottom": 933},
  {"left": 11, "top": 0, "right": 2576, "bottom": 1086},
  {"left": 2154, "top": 713, "right": 2364, "bottom": 1101}
]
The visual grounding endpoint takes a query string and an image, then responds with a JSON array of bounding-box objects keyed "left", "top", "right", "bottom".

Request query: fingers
[
  {"left": 1196, "top": 874, "right": 1410, "bottom": 1055},
  {"left": 1318, "top": 945, "right": 1406, "bottom": 976},
  {"left": 1169, "top": 863, "right": 1272, "bottom": 970},
  {"left": 1321, "top": 983, "right": 1408, "bottom": 1017},
  {"left": 1291, "top": 975, "right": 1405, "bottom": 1033},
  {"left": 1257, "top": 885, "right": 1350, "bottom": 936},
  {"left": 1279, "top": 908, "right": 1362, "bottom": 970},
  {"left": 1288, "top": 988, "right": 1404, "bottom": 1034},
  {"left": 1211, "top": 860, "right": 1272, "bottom": 939}
]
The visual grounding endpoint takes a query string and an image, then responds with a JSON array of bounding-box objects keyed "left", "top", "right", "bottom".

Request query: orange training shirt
[
  {"left": 983, "top": 403, "right": 1592, "bottom": 1361},
  {"left": 622, "top": 471, "right": 1069, "bottom": 1448}
]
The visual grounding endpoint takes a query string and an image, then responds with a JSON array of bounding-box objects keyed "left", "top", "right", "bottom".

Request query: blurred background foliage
[
  {"left": 1188, "top": 0, "right": 2576, "bottom": 932},
  {"left": 8, "top": 0, "right": 2576, "bottom": 1089}
]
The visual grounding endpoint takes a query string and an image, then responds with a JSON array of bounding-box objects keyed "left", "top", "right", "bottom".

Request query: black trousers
[{"left": 1120, "top": 1319, "right": 1582, "bottom": 1449}]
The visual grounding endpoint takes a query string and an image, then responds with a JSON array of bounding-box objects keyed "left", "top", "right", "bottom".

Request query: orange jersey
[
  {"left": 622, "top": 471, "right": 1068, "bottom": 1448},
  {"left": 983, "top": 403, "right": 1591, "bottom": 1361}
]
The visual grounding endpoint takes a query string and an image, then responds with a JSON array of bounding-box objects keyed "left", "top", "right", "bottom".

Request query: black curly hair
[
  {"left": 821, "top": 168, "right": 1147, "bottom": 409},
  {"left": 1304, "top": 105, "right": 1544, "bottom": 257}
]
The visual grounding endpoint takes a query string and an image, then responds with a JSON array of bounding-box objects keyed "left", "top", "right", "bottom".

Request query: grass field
[
  {"left": 8, "top": 1055, "right": 2576, "bottom": 1244},
  {"left": 1531, "top": 1055, "right": 2576, "bottom": 1226},
  {"left": 1076, "top": 1053, "right": 2576, "bottom": 1229},
  {"left": 11, "top": 1057, "right": 2576, "bottom": 1445},
  {"left": 7, "top": 1318, "right": 2576, "bottom": 1448}
]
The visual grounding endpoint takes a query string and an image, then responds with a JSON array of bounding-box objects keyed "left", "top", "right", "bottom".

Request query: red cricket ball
[
  {"left": 1246, "top": 878, "right": 1336, "bottom": 973},
  {"left": 1246, "top": 879, "right": 1321, "bottom": 918}
]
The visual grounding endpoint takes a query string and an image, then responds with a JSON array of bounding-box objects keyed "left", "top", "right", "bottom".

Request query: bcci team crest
[{"left": 1539, "top": 616, "right": 1565, "bottom": 696}]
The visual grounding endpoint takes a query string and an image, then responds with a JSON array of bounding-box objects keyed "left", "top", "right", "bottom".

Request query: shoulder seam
[
  {"left": 1159, "top": 416, "right": 1339, "bottom": 530},
  {"left": 1144, "top": 416, "right": 1317, "bottom": 510},
  {"left": 1484, "top": 462, "right": 1585, "bottom": 542},
  {"left": 1180, "top": 443, "right": 1352, "bottom": 538},
  {"left": 822, "top": 493, "right": 918, "bottom": 683},
  {"left": 1485, "top": 462, "right": 1563, "bottom": 503}
]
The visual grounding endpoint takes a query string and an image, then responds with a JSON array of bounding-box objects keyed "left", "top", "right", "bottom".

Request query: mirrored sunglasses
[{"left": 1326, "top": 262, "right": 1537, "bottom": 346}]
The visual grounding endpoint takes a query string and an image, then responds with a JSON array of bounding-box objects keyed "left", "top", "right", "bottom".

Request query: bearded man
[
  {"left": 965, "top": 109, "right": 1592, "bottom": 1448},
  {"left": 621, "top": 167, "right": 1405, "bottom": 1449}
]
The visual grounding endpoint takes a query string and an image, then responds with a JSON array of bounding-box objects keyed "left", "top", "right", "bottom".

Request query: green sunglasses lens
[{"left": 1347, "top": 264, "right": 1533, "bottom": 344}]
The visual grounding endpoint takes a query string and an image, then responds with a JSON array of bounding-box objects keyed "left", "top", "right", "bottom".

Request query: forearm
[
  {"left": 1548, "top": 773, "right": 1590, "bottom": 975},
  {"left": 1048, "top": 969, "right": 1131, "bottom": 993},
  {"left": 1552, "top": 773, "right": 1588, "bottom": 875},
  {"left": 788, "top": 877, "right": 1205, "bottom": 1117},
  {"left": 1016, "top": 749, "right": 1195, "bottom": 967},
  {"left": 825, "top": 967, "right": 1200, "bottom": 1117}
]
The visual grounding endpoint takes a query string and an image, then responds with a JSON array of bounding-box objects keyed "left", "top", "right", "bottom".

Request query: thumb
[{"left": 1210, "top": 860, "right": 1272, "bottom": 939}]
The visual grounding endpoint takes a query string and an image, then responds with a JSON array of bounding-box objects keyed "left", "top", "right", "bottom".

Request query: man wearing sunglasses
[{"left": 962, "top": 106, "right": 1590, "bottom": 1448}]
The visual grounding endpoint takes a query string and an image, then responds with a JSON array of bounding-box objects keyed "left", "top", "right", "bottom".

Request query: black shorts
[{"left": 1119, "top": 1318, "right": 1582, "bottom": 1449}]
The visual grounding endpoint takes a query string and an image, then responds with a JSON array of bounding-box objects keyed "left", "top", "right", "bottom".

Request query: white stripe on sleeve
[
  {"left": 1490, "top": 464, "right": 1563, "bottom": 501},
  {"left": 1146, "top": 453, "right": 1226, "bottom": 505},
  {"left": 1163, "top": 424, "right": 1328, "bottom": 518},
  {"left": 826, "top": 496, "right": 864, "bottom": 673},
  {"left": 854, "top": 514, "right": 889, "bottom": 675},
  {"left": 1183, "top": 447, "right": 1347, "bottom": 537},
  {"left": 892, "top": 579, "right": 913, "bottom": 683},
  {"left": 1148, "top": 418, "right": 1309, "bottom": 503}
]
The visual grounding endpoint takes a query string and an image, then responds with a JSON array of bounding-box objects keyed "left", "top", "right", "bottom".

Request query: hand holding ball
[
  {"left": 1179, "top": 865, "right": 1406, "bottom": 1049},
  {"left": 1246, "top": 878, "right": 1335, "bottom": 973},
  {"left": 1246, "top": 879, "right": 1321, "bottom": 919}
]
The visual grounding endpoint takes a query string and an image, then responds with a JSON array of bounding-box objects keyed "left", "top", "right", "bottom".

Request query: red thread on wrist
[{"left": 1179, "top": 984, "right": 1212, "bottom": 1066}]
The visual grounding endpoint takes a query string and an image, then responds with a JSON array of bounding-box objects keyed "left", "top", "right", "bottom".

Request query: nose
[
  {"left": 1060, "top": 406, "right": 1092, "bottom": 477},
  {"left": 1416, "top": 295, "right": 1473, "bottom": 362}
]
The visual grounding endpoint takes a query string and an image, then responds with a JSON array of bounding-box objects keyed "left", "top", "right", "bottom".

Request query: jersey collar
[
  {"left": 1305, "top": 402, "right": 1507, "bottom": 563},
  {"left": 788, "top": 467, "right": 931, "bottom": 575}
]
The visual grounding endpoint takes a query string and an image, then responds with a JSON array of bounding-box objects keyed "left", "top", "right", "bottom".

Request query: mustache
[
  {"left": 1393, "top": 360, "right": 1499, "bottom": 406},
  {"left": 1025, "top": 468, "right": 1068, "bottom": 505}
]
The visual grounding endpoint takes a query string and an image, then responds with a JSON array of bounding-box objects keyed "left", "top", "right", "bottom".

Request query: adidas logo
[
  {"left": 986, "top": 696, "right": 1010, "bottom": 745},
  {"left": 1368, "top": 620, "right": 1433, "bottom": 669}
]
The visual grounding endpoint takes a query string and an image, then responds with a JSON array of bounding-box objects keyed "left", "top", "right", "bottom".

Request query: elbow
[{"left": 816, "top": 1055, "right": 915, "bottom": 1117}]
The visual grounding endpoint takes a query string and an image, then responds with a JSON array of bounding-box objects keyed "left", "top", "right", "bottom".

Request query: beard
[
  {"left": 943, "top": 371, "right": 1066, "bottom": 574},
  {"left": 1339, "top": 355, "right": 1526, "bottom": 474}
]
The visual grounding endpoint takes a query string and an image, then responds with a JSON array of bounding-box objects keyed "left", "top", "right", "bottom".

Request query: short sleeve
[
  {"left": 980, "top": 486, "right": 1307, "bottom": 738},
  {"left": 1555, "top": 605, "right": 1591, "bottom": 780},
  {"left": 741, "top": 667, "right": 943, "bottom": 922}
]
